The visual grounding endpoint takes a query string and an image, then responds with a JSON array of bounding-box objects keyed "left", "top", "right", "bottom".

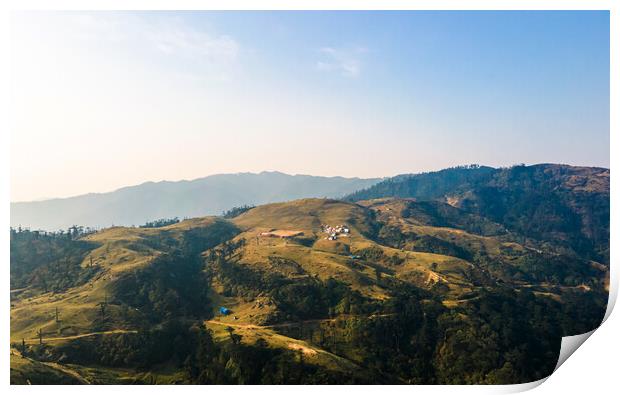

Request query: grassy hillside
[
  {"left": 10, "top": 217, "right": 238, "bottom": 342},
  {"left": 11, "top": 351, "right": 83, "bottom": 384},
  {"left": 10, "top": 196, "right": 608, "bottom": 384}
]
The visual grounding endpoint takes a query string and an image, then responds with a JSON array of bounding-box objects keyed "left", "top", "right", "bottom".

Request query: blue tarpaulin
[{"left": 219, "top": 307, "right": 231, "bottom": 315}]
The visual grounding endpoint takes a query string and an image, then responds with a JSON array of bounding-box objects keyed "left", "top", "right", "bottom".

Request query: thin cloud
[
  {"left": 45, "top": 13, "right": 240, "bottom": 65},
  {"left": 316, "top": 46, "right": 367, "bottom": 78},
  {"left": 143, "top": 21, "right": 239, "bottom": 63}
]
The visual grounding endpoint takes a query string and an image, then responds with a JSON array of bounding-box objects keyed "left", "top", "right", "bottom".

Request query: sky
[{"left": 10, "top": 11, "right": 610, "bottom": 202}]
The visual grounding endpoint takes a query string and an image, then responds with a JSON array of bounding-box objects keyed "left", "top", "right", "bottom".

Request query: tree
[{"left": 226, "top": 326, "right": 241, "bottom": 345}]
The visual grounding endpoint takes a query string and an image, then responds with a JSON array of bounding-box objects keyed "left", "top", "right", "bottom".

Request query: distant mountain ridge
[{"left": 10, "top": 171, "right": 381, "bottom": 231}]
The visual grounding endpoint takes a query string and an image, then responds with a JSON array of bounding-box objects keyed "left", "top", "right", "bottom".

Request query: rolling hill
[
  {"left": 10, "top": 171, "right": 381, "bottom": 231},
  {"left": 10, "top": 183, "right": 609, "bottom": 384}
]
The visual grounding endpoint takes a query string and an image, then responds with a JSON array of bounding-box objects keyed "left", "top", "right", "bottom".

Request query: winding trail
[{"left": 23, "top": 329, "right": 137, "bottom": 345}]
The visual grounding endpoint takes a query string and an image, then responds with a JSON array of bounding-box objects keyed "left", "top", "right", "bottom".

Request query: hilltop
[{"left": 10, "top": 189, "right": 608, "bottom": 384}]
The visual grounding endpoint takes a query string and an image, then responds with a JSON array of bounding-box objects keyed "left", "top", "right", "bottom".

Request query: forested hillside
[
  {"left": 10, "top": 167, "right": 609, "bottom": 385},
  {"left": 346, "top": 164, "right": 610, "bottom": 263}
]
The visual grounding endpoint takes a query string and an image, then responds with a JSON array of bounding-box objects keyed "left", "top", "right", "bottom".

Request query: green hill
[{"left": 10, "top": 170, "right": 609, "bottom": 385}]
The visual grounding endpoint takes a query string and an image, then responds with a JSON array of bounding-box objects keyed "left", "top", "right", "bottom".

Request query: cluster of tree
[
  {"left": 345, "top": 165, "right": 496, "bottom": 203},
  {"left": 20, "top": 320, "right": 196, "bottom": 371},
  {"left": 112, "top": 220, "right": 240, "bottom": 323},
  {"left": 10, "top": 227, "right": 100, "bottom": 291},
  {"left": 274, "top": 282, "right": 605, "bottom": 384},
  {"left": 139, "top": 218, "right": 180, "bottom": 228},
  {"left": 222, "top": 205, "right": 255, "bottom": 219},
  {"left": 457, "top": 176, "right": 608, "bottom": 263},
  {"left": 112, "top": 252, "right": 212, "bottom": 323},
  {"left": 375, "top": 226, "right": 473, "bottom": 262},
  {"left": 11, "top": 225, "right": 98, "bottom": 240},
  {"left": 400, "top": 200, "right": 507, "bottom": 237},
  {"left": 479, "top": 251, "right": 604, "bottom": 287},
  {"left": 356, "top": 246, "right": 405, "bottom": 266},
  {"left": 184, "top": 325, "right": 371, "bottom": 384},
  {"left": 21, "top": 320, "right": 372, "bottom": 384},
  {"left": 267, "top": 256, "right": 306, "bottom": 275}
]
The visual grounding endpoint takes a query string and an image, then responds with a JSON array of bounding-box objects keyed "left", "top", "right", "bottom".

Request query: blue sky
[{"left": 11, "top": 11, "right": 609, "bottom": 201}]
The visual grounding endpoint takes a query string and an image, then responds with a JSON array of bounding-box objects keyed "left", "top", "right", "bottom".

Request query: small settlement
[{"left": 322, "top": 224, "right": 350, "bottom": 241}]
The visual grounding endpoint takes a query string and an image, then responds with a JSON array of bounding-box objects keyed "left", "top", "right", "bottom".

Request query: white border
[{"left": 1, "top": 1, "right": 616, "bottom": 394}]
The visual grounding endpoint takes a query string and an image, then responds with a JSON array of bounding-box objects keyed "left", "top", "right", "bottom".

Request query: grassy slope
[
  {"left": 10, "top": 198, "right": 500, "bottom": 342},
  {"left": 10, "top": 351, "right": 83, "bottom": 385},
  {"left": 231, "top": 199, "right": 473, "bottom": 299},
  {"left": 12, "top": 199, "right": 467, "bottom": 381},
  {"left": 359, "top": 198, "right": 608, "bottom": 302},
  {"left": 10, "top": 218, "right": 218, "bottom": 342},
  {"left": 11, "top": 197, "right": 605, "bottom": 383}
]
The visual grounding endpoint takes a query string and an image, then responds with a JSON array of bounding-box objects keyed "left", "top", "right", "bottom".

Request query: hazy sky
[{"left": 10, "top": 11, "right": 609, "bottom": 202}]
